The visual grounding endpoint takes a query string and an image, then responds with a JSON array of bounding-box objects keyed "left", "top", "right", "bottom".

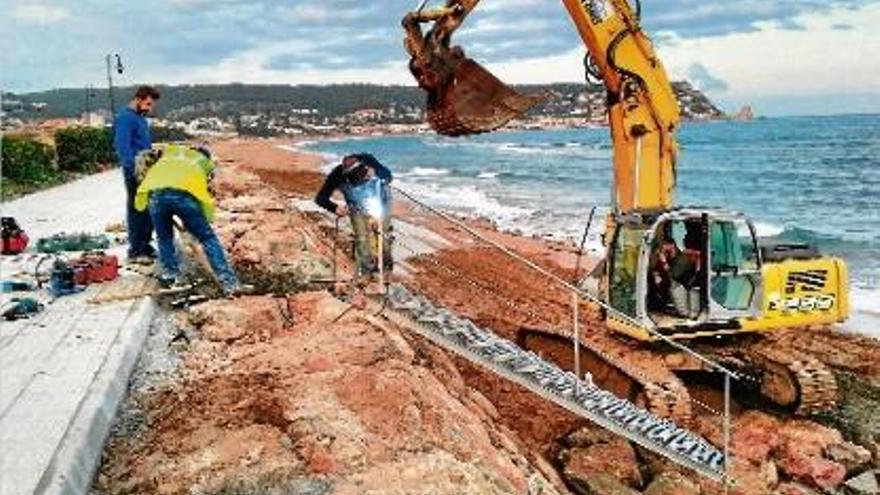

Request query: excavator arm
[{"left": 402, "top": 0, "right": 681, "bottom": 213}]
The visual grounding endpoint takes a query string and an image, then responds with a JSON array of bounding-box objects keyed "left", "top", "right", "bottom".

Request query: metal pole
[
  {"left": 83, "top": 85, "right": 90, "bottom": 125},
  {"left": 572, "top": 291, "right": 581, "bottom": 378},
  {"left": 377, "top": 220, "right": 385, "bottom": 289},
  {"left": 574, "top": 205, "right": 597, "bottom": 282},
  {"left": 106, "top": 54, "right": 116, "bottom": 120},
  {"left": 332, "top": 216, "right": 339, "bottom": 281},
  {"left": 723, "top": 372, "right": 731, "bottom": 494}
]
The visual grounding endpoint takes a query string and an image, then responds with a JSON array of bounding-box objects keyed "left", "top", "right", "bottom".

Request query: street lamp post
[
  {"left": 83, "top": 84, "right": 97, "bottom": 125},
  {"left": 106, "top": 53, "right": 124, "bottom": 121}
]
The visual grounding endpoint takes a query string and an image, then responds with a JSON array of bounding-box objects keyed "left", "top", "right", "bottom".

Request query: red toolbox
[{"left": 71, "top": 252, "right": 119, "bottom": 284}]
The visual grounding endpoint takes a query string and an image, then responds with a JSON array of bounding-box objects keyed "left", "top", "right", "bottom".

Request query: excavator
[{"left": 401, "top": 0, "right": 848, "bottom": 417}]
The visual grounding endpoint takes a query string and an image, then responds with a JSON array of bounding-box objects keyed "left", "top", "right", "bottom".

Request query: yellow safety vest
[{"left": 134, "top": 145, "right": 217, "bottom": 220}]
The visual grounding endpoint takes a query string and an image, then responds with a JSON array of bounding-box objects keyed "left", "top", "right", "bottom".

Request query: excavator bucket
[
  {"left": 403, "top": 1, "right": 543, "bottom": 137},
  {"left": 426, "top": 58, "right": 543, "bottom": 136}
]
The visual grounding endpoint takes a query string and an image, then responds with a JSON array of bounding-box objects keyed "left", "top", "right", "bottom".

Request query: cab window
[{"left": 710, "top": 220, "right": 758, "bottom": 311}]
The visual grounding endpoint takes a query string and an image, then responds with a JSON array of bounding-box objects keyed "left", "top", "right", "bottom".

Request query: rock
[
  {"left": 558, "top": 427, "right": 642, "bottom": 489},
  {"left": 844, "top": 470, "right": 879, "bottom": 495},
  {"left": 733, "top": 411, "right": 782, "bottom": 465},
  {"left": 565, "top": 473, "right": 640, "bottom": 495},
  {"left": 776, "top": 453, "right": 846, "bottom": 491},
  {"left": 774, "top": 482, "right": 818, "bottom": 495},
  {"left": 775, "top": 419, "right": 847, "bottom": 491},
  {"left": 643, "top": 471, "right": 700, "bottom": 495},
  {"left": 825, "top": 442, "right": 873, "bottom": 475},
  {"left": 778, "top": 420, "right": 843, "bottom": 458}
]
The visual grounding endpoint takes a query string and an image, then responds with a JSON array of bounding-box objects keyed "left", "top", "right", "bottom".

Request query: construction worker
[
  {"left": 315, "top": 153, "right": 393, "bottom": 282},
  {"left": 114, "top": 85, "right": 160, "bottom": 264},
  {"left": 134, "top": 144, "right": 246, "bottom": 297}
]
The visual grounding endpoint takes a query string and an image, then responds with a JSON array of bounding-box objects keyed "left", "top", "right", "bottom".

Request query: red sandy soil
[{"left": 96, "top": 139, "right": 879, "bottom": 495}]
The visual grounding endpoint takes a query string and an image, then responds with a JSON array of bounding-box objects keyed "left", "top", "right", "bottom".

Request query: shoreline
[
  {"left": 92, "top": 137, "right": 880, "bottom": 494},
  {"left": 270, "top": 134, "right": 880, "bottom": 333}
]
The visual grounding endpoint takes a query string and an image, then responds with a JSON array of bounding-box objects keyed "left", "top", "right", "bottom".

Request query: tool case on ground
[
  {"left": 71, "top": 252, "right": 120, "bottom": 284},
  {"left": 1, "top": 217, "right": 29, "bottom": 255}
]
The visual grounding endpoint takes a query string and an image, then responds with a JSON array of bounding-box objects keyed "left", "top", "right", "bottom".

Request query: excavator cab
[
  {"left": 402, "top": 0, "right": 543, "bottom": 136},
  {"left": 604, "top": 210, "right": 764, "bottom": 340}
]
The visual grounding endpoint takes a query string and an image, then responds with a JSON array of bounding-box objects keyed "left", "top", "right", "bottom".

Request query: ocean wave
[
  {"left": 753, "top": 221, "right": 785, "bottom": 238},
  {"left": 476, "top": 171, "right": 500, "bottom": 179},
  {"left": 396, "top": 180, "right": 534, "bottom": 228},
  {"left": 851, "top": 287, "right": 880, "bottom": 314},
  {"left": 402, "top": 167, "right": 451, "bottom": 177}
]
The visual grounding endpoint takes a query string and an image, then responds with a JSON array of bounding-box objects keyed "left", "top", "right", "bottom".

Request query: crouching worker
[
  {"left": 134, "top": 145, "right": 246, "bottom": 297},
  {"left": 315, "top": 153, "right": 393, "bottom": 285}
]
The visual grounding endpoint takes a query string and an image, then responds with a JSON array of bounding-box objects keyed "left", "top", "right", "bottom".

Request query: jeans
[
  {"left": 123, "top": 168, "right": 154, "bottom": 257},
  {"left": 350, "top": 213, "right": 392, "bottom": 277},
  {"left": 148, "top": 189, "right": 239, "bottom": 291}
]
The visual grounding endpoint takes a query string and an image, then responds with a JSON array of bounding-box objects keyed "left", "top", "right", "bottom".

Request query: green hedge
[
  {"left": 54, "top": 126, "right": 116, "bottom": 172},
  {"left": 1, "top": 135, "right": 56, "bottom": 182}
]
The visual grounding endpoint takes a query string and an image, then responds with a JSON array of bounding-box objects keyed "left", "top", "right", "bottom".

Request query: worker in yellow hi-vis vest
[{"left": 135, "top": 144, "right": 248, "bottom": 297}]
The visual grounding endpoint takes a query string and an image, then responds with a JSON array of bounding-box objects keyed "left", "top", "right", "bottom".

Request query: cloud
[
  {"left": 13, "top": 3, "right": 70, "bottom": 24},
  {"left": 686, "top": 63, "right": 729, "bottom": 92},
  {"left": 2, "top": 0, "right": 879, "bottom": 116}
]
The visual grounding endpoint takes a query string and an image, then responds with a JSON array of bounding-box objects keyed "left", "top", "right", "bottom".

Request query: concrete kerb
[{"left": 34, "top": 297, "right": 157, "bottom": 495}]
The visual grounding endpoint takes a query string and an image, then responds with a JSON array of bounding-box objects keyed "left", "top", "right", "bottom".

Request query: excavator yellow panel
[{"left": 739, "top": 257, "right": 849, "bottom": 332}]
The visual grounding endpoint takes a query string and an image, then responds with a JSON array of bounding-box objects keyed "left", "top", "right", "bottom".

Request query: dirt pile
[
  {"left": 212, "top": 138, "right": 327, "bottom": 197},
  {"left": 96, "top": 291, "right": 564, "bottom": 494}
]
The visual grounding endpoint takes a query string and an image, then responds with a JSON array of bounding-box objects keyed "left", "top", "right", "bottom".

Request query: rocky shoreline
[{"left": 92, "top": 138, "right": 879, "bottom": 495}]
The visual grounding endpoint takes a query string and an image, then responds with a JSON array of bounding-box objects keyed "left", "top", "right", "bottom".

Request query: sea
[{"left": 303, "top": 114, "right": 880, "bottom": 315}]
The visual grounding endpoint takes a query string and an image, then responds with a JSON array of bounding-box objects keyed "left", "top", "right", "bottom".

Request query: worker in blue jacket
[{"left": 114, "top": 85, "right": 160, "bottom": 264}]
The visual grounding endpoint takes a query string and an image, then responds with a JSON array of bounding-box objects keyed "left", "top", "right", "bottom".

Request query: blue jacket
[{"left": 113, "top": 107, "right": 152, "bottom": 170}]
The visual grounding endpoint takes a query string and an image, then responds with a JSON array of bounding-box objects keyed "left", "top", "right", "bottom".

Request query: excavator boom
[{"left": 402, "top": 0, "right": 681, "bottom": 213}]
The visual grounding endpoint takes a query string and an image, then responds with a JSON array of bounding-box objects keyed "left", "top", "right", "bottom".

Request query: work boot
[{"left": 129, "top": 255, "right": 155, "bottom": 266}]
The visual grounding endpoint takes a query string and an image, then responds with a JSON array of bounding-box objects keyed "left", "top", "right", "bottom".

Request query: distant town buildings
[{"left": 1, "top": 82, "right": 729, "bottom": 138}]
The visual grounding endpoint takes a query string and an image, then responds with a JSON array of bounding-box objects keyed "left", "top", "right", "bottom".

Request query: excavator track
[{"left": 702, "top": 338, "right": 839, "bottom": 415}]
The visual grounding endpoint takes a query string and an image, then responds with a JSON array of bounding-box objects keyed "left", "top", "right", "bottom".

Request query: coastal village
[{"left": 2, "top": 81, "right": 729, "bottom": 139}]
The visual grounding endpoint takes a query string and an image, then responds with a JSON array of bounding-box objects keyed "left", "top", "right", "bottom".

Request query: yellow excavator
[
  {"left": 402, "top": 0, "right": 849, "bottom": 341},
  {"left": 401, "top": 0, "right": 849, "bottom": 416}
]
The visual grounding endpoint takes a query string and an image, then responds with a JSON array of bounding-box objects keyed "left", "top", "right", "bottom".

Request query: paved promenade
[{"left": 1, "top": 171, "right": 155, "bottom": 495}]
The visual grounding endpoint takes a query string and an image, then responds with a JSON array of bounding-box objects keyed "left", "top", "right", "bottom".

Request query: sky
[{"left": 2, "top": 0, "right": 879, "bottom": 116}]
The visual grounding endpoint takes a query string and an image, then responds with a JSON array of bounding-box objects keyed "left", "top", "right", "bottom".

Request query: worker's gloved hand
[{"left": 335, "top": 204, "right": 349, "bottom": 217}]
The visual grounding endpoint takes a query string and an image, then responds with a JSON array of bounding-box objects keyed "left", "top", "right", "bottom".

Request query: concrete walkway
[{"left": 1, "top": 171, "right": 156, "bottom": 495}]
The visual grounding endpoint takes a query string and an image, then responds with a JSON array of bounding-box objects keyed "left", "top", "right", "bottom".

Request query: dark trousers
[
  {"left": 123, "top": 168, "right": 154, "bottom": 257},
  {"left": 148, "top": 189, "right": 239, "bottom": 291}
]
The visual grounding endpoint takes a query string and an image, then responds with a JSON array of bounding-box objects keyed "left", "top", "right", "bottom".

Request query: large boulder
[
  {"left": 643, "top": 471, "right": 700, "bottom": 495},
  {"left": 844, "top": 470, "right": 879, "bottom": 495},
  {"left": 558, "top": 427, "right": 643, "bottom": 490},
  {"left": 565, "top": 473, "right": 641, "bottom": 495},
  {"left": 825, "top": 442, "right": 873, "bottom": 475}
]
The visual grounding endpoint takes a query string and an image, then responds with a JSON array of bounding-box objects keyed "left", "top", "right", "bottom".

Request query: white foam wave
[
  {"left": 403, "top": 167, "right": 450, "bottom": 177},
  {"left": 753, "top": 221, "right": 785, "bottom": 238},
  {"left": 397, "top": 180, "right": 534, "bottom": 229},
  {"left": 477, "top": 171, "right": 499, "bottom": 179}
]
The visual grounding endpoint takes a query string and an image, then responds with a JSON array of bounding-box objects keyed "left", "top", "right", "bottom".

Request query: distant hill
[{"left": 3, "top": 82, "right": 724, "bottom": 123}]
